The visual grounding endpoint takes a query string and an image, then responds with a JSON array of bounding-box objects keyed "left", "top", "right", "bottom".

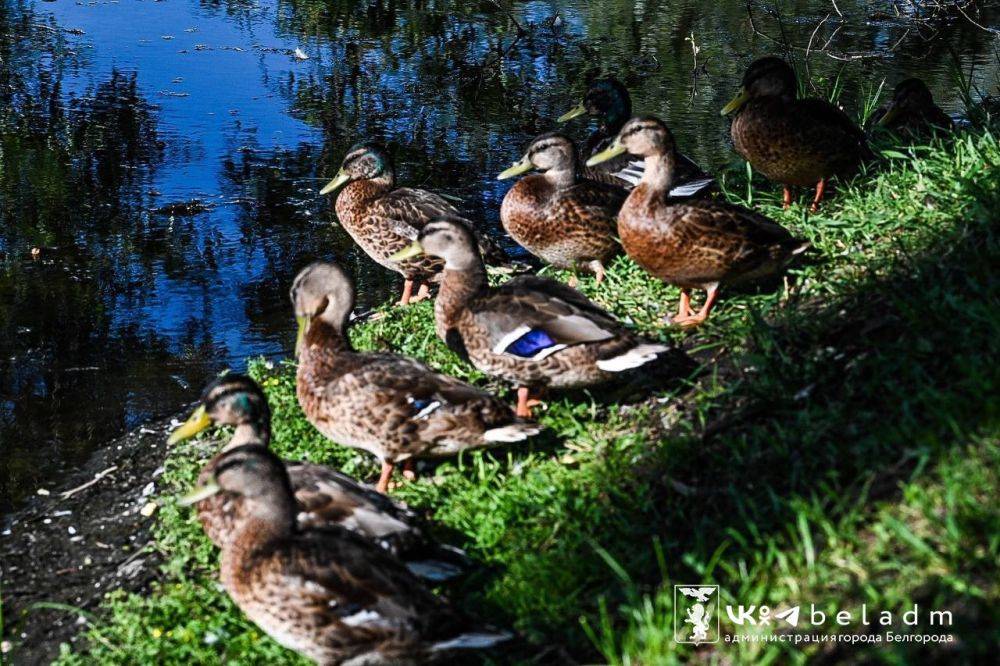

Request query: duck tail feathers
[{"left": 597, "top": 343, "right": 670, "bottom": 372}]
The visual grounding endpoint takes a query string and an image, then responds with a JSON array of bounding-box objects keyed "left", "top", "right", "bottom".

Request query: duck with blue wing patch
[
  {"left": 181, "top": 446, "right": 512, "bottom": 665},
  {"left": 292, "top": 262, "right": 541, "bottom": 494},
  {"left": 389, "top": 219, "right": 675, "bottom": 418}
]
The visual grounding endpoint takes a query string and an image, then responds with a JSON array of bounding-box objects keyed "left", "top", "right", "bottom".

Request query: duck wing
[{"left": 470, "top": 276, "right": 624, "bottom": 359}]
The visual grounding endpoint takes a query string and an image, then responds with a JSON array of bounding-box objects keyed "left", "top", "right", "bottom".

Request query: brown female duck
[
  {"left": 168, "top": 374, "right": 468, "bottom": 580},
  {"left": 874, "top": 78, "right": 953, "bottom": 137},
  {"left": 319, "top": 143, "right": 500, "bottom": 305},
  {"left": 292, "top": 261, "right": 540, "bottom": 493},
  {"left": 558, "top": 77, "right": 714, "bottom": 197},
  {"left": 181, "top": 445, "right": 510, "bottom": 665},
  {"left": 721, "top": 57, "right": 872, "bottom": 212},
  {"left": 390, "top": 219, "right": 671, "bottom": 417},
  {"left": 587, "top": 116, "right": 808, "bottom": 327},
  {"left": 497, "top": 132, "right": 623, "bottom": 283}
]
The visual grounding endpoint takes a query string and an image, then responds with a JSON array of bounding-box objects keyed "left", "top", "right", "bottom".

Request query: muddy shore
[{"left": 1, "top": 416, "right": 183, "bottom": 665}]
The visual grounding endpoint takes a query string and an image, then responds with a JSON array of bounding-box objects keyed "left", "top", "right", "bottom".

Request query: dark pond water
[{"left": 1, "top": 0, "right": 997, "bottom": 512}]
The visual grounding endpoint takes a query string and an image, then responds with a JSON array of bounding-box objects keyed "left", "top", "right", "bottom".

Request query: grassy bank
[{"left": 52, "top": 128, "right": 999, "bottom": 664}]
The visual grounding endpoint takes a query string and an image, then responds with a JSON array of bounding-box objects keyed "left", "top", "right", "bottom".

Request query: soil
[{"left": 0, "top": 416, "right": 181, "bottom": 665}]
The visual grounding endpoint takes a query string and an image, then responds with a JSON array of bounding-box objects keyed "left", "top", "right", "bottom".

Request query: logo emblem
[{"left": 674, "top": 585, "right": 720, "bottom": 644}]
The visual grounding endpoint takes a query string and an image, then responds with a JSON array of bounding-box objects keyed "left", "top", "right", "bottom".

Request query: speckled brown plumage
[
  {"left": 291, "top": 262, "right": 539, "bottom": 491},
  {"left": 499, "top": 133, "right": 623, "bottom": 278},
  {"left": 606, "top": 116, "right": 808, "bottom": 326},
  {"left": 199, "top": 446, "right": 508, "bottom": 665},
  {"left": 413, "top": 220, "right": 671, "bottom": 406},
  {"left": 725, "top": 57, "right": 870, "bottom": 206},
  {"left": 173, "top": 375, "right": 467, "bottom": 579}
]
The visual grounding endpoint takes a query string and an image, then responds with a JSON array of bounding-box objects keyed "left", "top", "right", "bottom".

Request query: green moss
[{"left": 56, "top": 130, "right": 1000, "bottom": 664}]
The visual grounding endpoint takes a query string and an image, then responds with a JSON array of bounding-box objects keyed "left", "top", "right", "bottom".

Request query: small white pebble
[
  {"left": 37, "top": 488, "right": 50, "bottom": 496},
  {"left": 68, "top": 526, "right": 77, "bottom": 535},
  {"left": 140, "top": 501, "right": 158, "bottom": 517},
  {"left": 43, "top": 518, "right": 52, "bottom": 524}
]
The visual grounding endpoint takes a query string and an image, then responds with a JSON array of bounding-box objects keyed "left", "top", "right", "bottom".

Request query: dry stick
[
  {"left": 955, "top": 4, "right": 1000, "bottom": 36},
  {"left": 804, "top": 13, "right": 833, "bottom": 95},
  {"left": 60, "top": 466, "right": 118, "bottom": 499}
]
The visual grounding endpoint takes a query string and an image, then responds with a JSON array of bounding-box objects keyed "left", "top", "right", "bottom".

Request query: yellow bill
[
  {"left": 295, "top": 315, "right": 310, "bottom": 355},
  {"left": 497, "top": 156, "right": 534, "bottom": 180},
  {"left": 721, "top": 87, "right": 750, "bottom": 116},
  {"left": 179, "top": 481, "right": 221, "bottom": 506},
  {"left": 557, "top": 103, "right": 587, "bottom": 122},
  {"left": 585, "top": 139, "right": 627, "bottom": 167},
  {"left": 388, "top": 241, "right": 424, "bottom": 261},
  {"left": 876, "top": 104, "right": 899, "bottom": 126},
  {"left": 167, "top": 405, "right": 212, "bottom": 445},
  {"left": 319, "top": 170, "right": 350, "bottom": 195}
]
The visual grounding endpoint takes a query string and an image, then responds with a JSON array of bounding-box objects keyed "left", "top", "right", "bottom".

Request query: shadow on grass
[{"left": 474, "top": 150, "right": 999, "bottom": 663}]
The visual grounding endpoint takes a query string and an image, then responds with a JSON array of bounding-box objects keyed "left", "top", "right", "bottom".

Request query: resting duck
[
  {"left": 168, "top": 374, "right": 468, "bottom": 580},
  {"left": 497, "top": 132, "right": 624, "bottom": 284},
  {"left": 722, "top": 56, "right": 872, "bottom": 212},
  {"left": 292, "top": 261, "right": 540, "bottom": 493},
  {"left": 319, "top": 143, "right": 502, "bottom": 305},
  {"left": 558, "top": 76, "right": 714, "bottom": 197},
  {"left": 390, "top": 219, "right": 671, "bottom": 417},
  {"left": 873, "top": 78, "right": 953, "bottom": 137},
  {"left": 588, "top": 116, "right": 808, "bottom": 327},
  {"left": 181, "top": 445, "right": 511, "bottom": 665}
]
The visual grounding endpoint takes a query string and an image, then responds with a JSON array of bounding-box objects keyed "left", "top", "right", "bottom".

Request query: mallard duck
[
  {"left": 558, "top": 77, "right": 714, "bottom": 197},
  {"left": 587, "top": 116, "right": 808, "bottom": 327},
  {"left": 497, "top": 132, "right": 624, "bottom": 283},
  {"left": 318, "top": 143, "right": 503, "bottom": 305},
  {"left": 721, "top": 56, "right": 871, "bottom": 212},
  {"left": 292, "top": 261, "right": 540, "bottom": 493},
  {"left": 389, "top": 219, "right": 671, "bottom": 417},
  {"left": 168, "top": 374, "right": 468, "bottom": 581},
  {"left": 873, "top": 78, "right": 953, "bottom": 137},
  {"left": 181, "top": 445, "right": 511, "bottom": 665}
]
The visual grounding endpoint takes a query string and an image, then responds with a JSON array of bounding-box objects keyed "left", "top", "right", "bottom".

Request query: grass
[{"left": 45, "top": 127, "right": 1000, "bottom": 664}]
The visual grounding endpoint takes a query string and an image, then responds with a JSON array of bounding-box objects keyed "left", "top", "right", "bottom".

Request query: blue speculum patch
[{"left": 506, "top": 329, "right": 558, "bottom": 357}]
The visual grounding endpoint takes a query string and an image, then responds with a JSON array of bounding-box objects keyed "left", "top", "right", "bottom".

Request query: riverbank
[{"left": 5, "top": 127, "right": 999, "bottom": 664}]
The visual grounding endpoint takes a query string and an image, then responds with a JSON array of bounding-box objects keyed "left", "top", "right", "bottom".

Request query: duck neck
[
  {"left": 545, "top": 166, "right": 576, "bottom": 189},
  {"left": 220, "top": 498, "right": 296, "bottom": 583},
  {"left": 337, "top": 171, "right": 395, "bottom": 209},
  {"left": 224, "top": 423, "right": 270, "bottom": 451},
  {"left": 304, "top": 316, "right": 353, "bottom": 355},
  {"left": 640, "top": 151, "right": 678, "bottom": 200},
  {"left": 437, "top": 260, "right": 487, "bottom": 323}
]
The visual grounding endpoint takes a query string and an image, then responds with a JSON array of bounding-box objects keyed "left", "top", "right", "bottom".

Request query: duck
[
  {"left": 721, "top": 56, "right": 872, "bottom": 212},
  {"left": 292, "top": 261, "right": 541, "bottom": 493},
  {"left": 587, "top": 116, "right": 809, "bottom": 327},
  {"left": 389, "top": 219, "right": 672, "bottom": 417},
  {"left": 318, "top": 143, "right": 503, "bottom": 305},
  {"left": 873, "top": 78, "right": 953, "bottom": 137},
  {"left": 181, "top": 445, "right": 511, "bottom": 665},
  {"left": 497, "top": 132, "right": 624, "bottom": 284},
  {"left": 558, "top": 76, "right": 714, "bottom": 197},
  {"left": 168, "top": 374, "right": 468, "bottom": 580}
]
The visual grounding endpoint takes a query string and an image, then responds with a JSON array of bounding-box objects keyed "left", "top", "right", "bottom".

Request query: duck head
[
  {"left": 722, "top": 57, "right": 797, "bottom": 115},
  {"left": 319, "top": 143, "right": 393, "bottom": 195},
  {"left": 168, "top": 373, "right": 271, "bottom": 447},
  {"left": 389, "top": 218, "right": 481, "bottom": 271},
  {"left": 559, "top": 78, "right": 632, "bottom": 132},
  {"left": 878, "top": 78, "right": 935, "bottom": 126},
  {"left": 290, "top": 261, "right": 355, "bottom": 353},
  {"left": 497, "top": 132, "right": 578, "bottom": 180}
]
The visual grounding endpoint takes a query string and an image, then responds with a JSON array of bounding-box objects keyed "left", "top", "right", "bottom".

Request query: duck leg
[
  {"left": 375, "top": 460, "right": 395, "bottom": 494},
  {"left": 588, "top": 260, "right": 607, "bottom": 285},
  {"left": 672, "top": 284, "right": 720, "bottom": 328},
  {"left": 516, "top": 386, "right": 542, "bottom": 418},
  {"left": 398, "top": 279, "right": 415, "bottom": 306},
  {"left": 783, "top": 186, "right": 793, "bottom": 210},
  {"left": 411, "top": 282, "right": 432, "bottom": 302},
  {"left": 810, "top": 178, "right": 826, "bottom": 213}
]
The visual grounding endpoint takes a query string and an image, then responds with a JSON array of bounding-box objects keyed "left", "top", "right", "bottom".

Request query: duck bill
[
  {"left": 295, "top": 315, "right": 310, "bottom": 355},
  {"left": 877, "top": 103, "right": 899, "bottom": 126},
  {"left": 167, "top": 405, "right": 211, "bottom": 445},
  {"left": 585, "top": 140, "right": 627, "bottom": 167},
  {"left": 721, "top": 88, "right": 750, "bottom": 116},
  {"left": 388, "top": 241, "right": 425, "bottom": 262},
  {"left": 319, "top": 170, "right": 350, "bottom": 195},
  {"left": 557, "top": 103, "right": 587, "bottom": 122},
  {"left": 497, "top": 156, "right": 534, "bottom": 180},
  {"left": 179, "top": 481, "right": 221, "bottom": 506}
]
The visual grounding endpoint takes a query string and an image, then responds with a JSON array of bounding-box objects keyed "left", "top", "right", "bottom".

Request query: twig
[
  {"left": 955, "top": 3, "right": 1000, "bottom": 36},
  {"left": 60, "top": 466, "right": 118, "bottom": 499}
]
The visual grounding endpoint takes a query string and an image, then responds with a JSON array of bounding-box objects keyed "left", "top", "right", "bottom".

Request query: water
[{"left": 1, "top": 0, "right": 997, "bottom": 512}]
